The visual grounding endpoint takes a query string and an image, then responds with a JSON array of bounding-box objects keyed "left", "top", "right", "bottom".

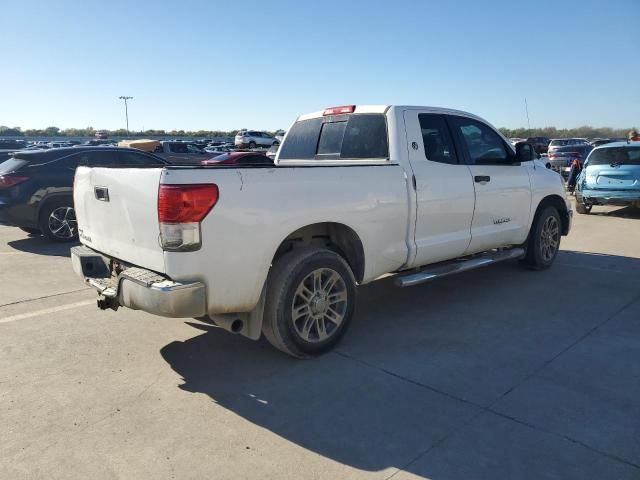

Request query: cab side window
[
  {"left": 418, "top": 114, "right": 458, "bottom": 164},
  {"left": 450, "top": 116, "right": 509, "bottom": 164}
]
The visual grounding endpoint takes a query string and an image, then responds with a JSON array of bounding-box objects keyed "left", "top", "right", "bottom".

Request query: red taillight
[
  {"left": 0, "top": 175, "right": 29, "bottom": 189},
  {"left": 323, "top": 105, "right": 355, "bottom": 116},
  {"left": 158, "top": 184, "right": 219, "bottom": 223}
]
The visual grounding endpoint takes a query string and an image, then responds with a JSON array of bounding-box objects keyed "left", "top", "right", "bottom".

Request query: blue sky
[{"left": 1, "top": 0, "right": 638, "bottom": 131}]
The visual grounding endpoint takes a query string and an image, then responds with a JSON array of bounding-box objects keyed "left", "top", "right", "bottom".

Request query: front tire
[
  {"left": 248, "top": 141, "right": 256, "bottom": 149},
  {"left": 39, "top": 199, "right": 78, "bottom": 242},
  {"left": 262, "top": 248, "right": 356, "bottom": 358},
  {"left": 522, "top": 206, "right": 561, "bottom": 270}
]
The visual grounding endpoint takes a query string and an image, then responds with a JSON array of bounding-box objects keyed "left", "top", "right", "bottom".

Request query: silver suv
[
  {"left": 547, "top": 138, "right": 589, "bottom": 155},
  {"left": 234, "top": 130, "right": 279, "bottom": 149}
]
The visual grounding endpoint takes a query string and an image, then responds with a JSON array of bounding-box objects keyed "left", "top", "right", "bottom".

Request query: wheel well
[
  {"left": 535, "top": 195, "right": 569, "bottom": 235},
  {"left": 272, "top": 223, "right": 365, "bottom": 283},
  {"left": 37, "top": 193, "right": 74, "bottom": 221}
]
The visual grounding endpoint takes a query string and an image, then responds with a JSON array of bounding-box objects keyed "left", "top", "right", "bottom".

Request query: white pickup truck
[{"left": 71, "top": 105, "right": 572, "bottom": 358}]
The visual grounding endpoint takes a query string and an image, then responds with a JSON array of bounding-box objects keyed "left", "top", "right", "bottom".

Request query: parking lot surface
[{"left": 1, "top": 202, "right": 639, "bottom": 479}]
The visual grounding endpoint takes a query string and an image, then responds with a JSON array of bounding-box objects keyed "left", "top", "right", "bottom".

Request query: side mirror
[{"left": 516, "top": 142, "right": 535, "bottom": 162}]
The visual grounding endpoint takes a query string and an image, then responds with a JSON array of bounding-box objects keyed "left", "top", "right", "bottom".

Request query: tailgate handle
[
  {"left": 94, "top": 186, "right": 110, "bottom": 202},
  {"left": 474, "top": 175, "right": 491, "bottom": 183}
]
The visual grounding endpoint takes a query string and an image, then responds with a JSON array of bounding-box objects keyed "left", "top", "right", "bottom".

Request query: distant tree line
[
  {"left": 0, "top": 126, "right": 283, "bottom": 138},
  {"left": 1, "top": 125, "right": 634, "bottom": 140},
  {"left": 498, "top": 126, "right": 633, "bottom": 139}
]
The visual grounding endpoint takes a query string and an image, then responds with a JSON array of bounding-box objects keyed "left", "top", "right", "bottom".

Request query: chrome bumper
[{"left": 71, "top": 246, "right": 206, "bottom": 318}]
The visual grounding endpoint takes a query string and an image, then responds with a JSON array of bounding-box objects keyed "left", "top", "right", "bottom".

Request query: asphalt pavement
[{"left": 1, "top": 202, "right": 639, "bottom": 479}]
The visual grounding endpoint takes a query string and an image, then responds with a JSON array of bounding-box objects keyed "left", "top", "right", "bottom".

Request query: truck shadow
[
  {"left": 7, "top": 236, "right": 76, "bottom": 257},
  {"left": 159, "top": 250, "right": 640, "bottom": 474}
]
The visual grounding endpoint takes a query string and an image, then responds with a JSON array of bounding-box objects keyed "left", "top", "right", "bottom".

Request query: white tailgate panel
[{"left": 74, "top": 166, "right": 165, "bottom": 273}]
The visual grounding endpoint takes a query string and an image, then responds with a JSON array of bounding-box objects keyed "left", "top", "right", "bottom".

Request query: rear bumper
[
  {"left": 579, "top": 188, "right": 640, "bottom": 205},
  {"left": 71, "top": 245, "right": 206, "bottom": 318}
]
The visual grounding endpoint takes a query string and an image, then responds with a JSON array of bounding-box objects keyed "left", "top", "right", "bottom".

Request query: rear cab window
[{"left": 278, "top": 114, "right": 389, "bottom": 161}]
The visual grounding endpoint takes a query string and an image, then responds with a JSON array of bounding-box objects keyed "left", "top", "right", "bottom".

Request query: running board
[{"left": 395, "top": 248, "right": 525, "bottom": 287}]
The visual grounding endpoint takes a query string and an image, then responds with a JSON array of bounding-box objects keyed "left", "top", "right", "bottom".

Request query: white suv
[{"left": 235, "top": 130, "right": 279, "bottom": 149}]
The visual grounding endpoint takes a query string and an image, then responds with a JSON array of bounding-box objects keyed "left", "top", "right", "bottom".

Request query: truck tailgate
[{"left": 74, "top": 166, "right": 165, "bottom": 273}]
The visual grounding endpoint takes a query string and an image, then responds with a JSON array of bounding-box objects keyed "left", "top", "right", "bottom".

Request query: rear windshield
[
  {"left": 0, "top": 158, "right": 28, "bottom": 174},
  {"left": 587, "top": 147, "right": 640, "bottom": 166},
  {"left": 549, "top": 139, "right": 569, "bottom": 146},
  {"left": 278, "top": 114, "right": 389, "bottom": 160}
]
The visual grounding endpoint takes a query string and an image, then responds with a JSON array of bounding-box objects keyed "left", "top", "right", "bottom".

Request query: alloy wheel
[
  {"left": 540, "top": 215, "right": 559, "bottom": 261},
  {"left": 291, "top": 268, "right": 348, "bottom": 343},
  {"left": 48, "top": 207, "right": 77, "bottom": 240}
]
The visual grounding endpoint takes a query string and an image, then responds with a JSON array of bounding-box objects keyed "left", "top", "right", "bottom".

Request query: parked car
[
  {"left": 0, "top": 147, "right": 166, "bottom": 241},
  {"left": 525, "top": 137, "right": 551, "bottom": 154},
  {"left": 547, "top": 138, "right": 589, "bottom": 155},
  {"left": 574, "top": 142, "right": 640, "bottom": 214},
  {"left": 234, "top": 130, "right": 279, "bottom": 149},
  {"left": 509, "top": 138, "right": 525, "bottom": 146},
  {"left": 203, "top": 145, "right": 233, "bottom": 156},
  {"left": 71, "top": 104, "right": 571, "bottom": 357},
  {"left": 266, "top": 144, "right": 279, "bottom": 160},
  {"left": 201, "top": 151, "right": 273, "bottom": 166},
  {"left": 0, "top": 139, "right": 28, "bottom": 163},
  {"left": 589, "top": 138, "right": 617, "bottom": 148},
  {"left": 547, "top": 144, "right": 593, "bottom": 178},
  {"left": 274, "top": 130, "right": 286, "bottom": 143},
  {"left": 119, "top": 140, "right": 208, "bottom": 165}
]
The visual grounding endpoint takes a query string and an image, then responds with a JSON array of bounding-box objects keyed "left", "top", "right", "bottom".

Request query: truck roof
[{"left": 297, "top": 105, "right": 490, "bottom": 124}]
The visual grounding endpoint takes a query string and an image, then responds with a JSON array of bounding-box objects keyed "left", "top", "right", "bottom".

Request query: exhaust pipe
[{"left": 209, "top": 314, "right": 244, "bottom": 334}]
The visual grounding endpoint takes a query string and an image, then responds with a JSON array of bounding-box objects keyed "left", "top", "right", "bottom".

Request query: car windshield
[
  {"left": 549, "top": 140, "right": 568, "bottom": 146},
  {"left": 587, "top": 147, "right": 640, "bottom": 166}
]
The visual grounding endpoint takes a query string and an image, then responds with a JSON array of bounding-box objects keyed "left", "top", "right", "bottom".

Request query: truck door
[
  {"left": 446, "top": 115, "right": 532, "bottom": 253},
  {"left": 403, "top": 110, "right": 475, "bottom": 267}
]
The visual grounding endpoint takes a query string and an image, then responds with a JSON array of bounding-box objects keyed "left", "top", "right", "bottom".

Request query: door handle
[{"left": 474, "top": 175, "right": 491, "bottom": 183}]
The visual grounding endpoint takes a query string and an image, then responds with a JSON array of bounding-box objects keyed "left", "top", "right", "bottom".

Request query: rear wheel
[
  {"left": 575, "top": 200, "right": 592, "bottom": 214},
  {"left": 39, "top": 199, "right": 78, "bottom": 242},
  {"left": 522, "top": 206, "right": 561, "bottom": 270},
  {"left": 19, "top": 227, "right": 41, "bottom": 235},
  {"left": 262, "top": 248, "right": 356, "bottom": 358}
]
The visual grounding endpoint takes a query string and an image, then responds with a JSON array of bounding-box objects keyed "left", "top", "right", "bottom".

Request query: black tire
[
  {"left": 522, "top": 205, "right": 561, "bottom": 270},
  {"left": 272, "top": 141, "right": 280, "bottom": 146},
  {"left": 575, "top": 200, "right": 591, "bottom": 214},
  {"left": 39, "top": 198, "right": 78, "bottom": 242},
  {"left": 248, "top": 141, "right": 256, "bottom": 149},
  {"left": 262, "top": 248, "right": 357, "bottom": 358},
  {"left": 18, "top": 226, "right": 41, "bottom": 235}
]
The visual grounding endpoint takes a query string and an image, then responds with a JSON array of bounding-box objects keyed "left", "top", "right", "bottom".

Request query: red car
[{"left": 201, "top": 151, "right": 273, "bottom": 166}]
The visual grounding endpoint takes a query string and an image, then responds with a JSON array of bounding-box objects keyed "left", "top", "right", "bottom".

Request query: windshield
[{"left": 587, "top": 147, "right": 640, "bottom": 166}]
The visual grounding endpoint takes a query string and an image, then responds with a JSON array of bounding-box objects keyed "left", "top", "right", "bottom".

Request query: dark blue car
[{"left": 0, "top": 147, "right": 165, "bottom": 241}]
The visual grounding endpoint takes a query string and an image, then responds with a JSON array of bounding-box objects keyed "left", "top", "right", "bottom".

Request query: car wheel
[
  {"left": 39, "top": 199, "right": 78, "bottom": 242},
  {"left": 272, "top": 141, "right": 280, "bottom": 146},
  {"left": 522, "top": 206, "right": 561, "bottom": 270},
  {"left": 249, "top": 141, "right": 256, "bottom": 149},
  {"left": 575, "top": 200, "right": 592, "bottom": 214},
  {"left": 18, "top": 226, "right": 41, "bottom": 235},
  {"left": 262, "top": 248, "right": 356, "bottom": 358}
]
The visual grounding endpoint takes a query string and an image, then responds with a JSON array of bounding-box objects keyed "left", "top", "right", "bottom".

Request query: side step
[{"left": 395, "top": 248, "right": 525, "bottom": 287}]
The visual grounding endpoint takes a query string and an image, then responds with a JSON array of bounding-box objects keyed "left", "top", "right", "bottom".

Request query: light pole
[{"left": 118, "top": 96, "right": 133, "bottom": 136}]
